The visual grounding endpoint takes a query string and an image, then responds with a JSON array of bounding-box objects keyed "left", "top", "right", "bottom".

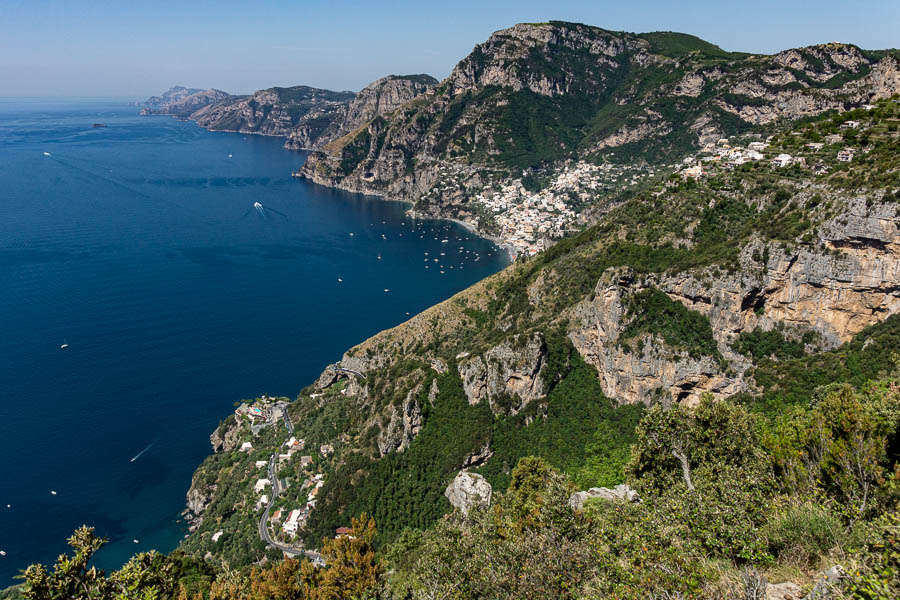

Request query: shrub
[{"left": 764, "top": 503, "right": 845, "bottom": 567}]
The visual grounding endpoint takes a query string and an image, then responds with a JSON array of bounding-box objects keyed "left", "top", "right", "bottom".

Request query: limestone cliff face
[
  {"left": 458, "top": 333, "right": 548, "bottom": 414},
  {"left": 185, "top": 472, "right": 216, "bottom": 528},
  {"left": 376, "top": 384, "right": 423, "bottom": 456},
  {"left": 209, "top": 416, "right": 242, "bottom": 453},
  {"left": 566, "top": 199, "right": 900, "bottom": 406},
  {"left": 142, "top": 76, "right": 435, "bottom": 150},
  {"left": 284, "top": 74, "right": 437, "bottom": 150}
]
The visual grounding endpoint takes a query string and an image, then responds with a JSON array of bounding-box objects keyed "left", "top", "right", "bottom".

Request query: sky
[{"left": 1, "top": 0, "right": 898, "bottom": 97}]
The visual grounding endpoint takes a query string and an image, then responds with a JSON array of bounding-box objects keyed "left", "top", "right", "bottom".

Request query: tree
[
  {"left": 301, "top": 514, "right": 380, "bottom": 600},
  {"left": 626, "top": 395, "right": 765, "bottom": 497},
  {"left": 22, "top": 526, "right": 112, "bottom": 600}
]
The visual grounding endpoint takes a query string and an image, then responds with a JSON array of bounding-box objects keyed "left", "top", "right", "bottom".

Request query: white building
[
  {"left": 240, "top": 441, "right": 253, "bottom": 452},
  {"left": 837, "top": 149, "right": 855, "bottom": 162},
  {"left": 772, "top": 154, "right": 793, "bottom": 168},
  {"left": 283, "top": 509, "right": 302, "bottom": 535},
  {"left": 254, "top": 478, "right": 271, "bottom": 492}
]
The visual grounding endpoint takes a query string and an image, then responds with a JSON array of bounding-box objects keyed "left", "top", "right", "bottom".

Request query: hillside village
[
  {"left": 678, "top": 103, "right": 886, "bottom": 180},
  {"left": 421, "top": 160, "right": 655, "bottom": 258},
  {"left": 460, "top": 100, "right": 894, "bottom": 259}
]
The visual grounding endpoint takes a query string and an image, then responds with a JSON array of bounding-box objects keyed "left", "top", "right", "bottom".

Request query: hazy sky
[{"left": 1, "top": 0, "right": 897, "bottom": 97}]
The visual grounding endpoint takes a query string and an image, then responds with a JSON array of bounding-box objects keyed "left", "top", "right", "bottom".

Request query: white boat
[
  {"left": 43, "top": 152, "right": 51, "bottom": 156},
  {"left": 253, "top": 202, "right": 263, "bottom": 209},
  {"left": 441, "top": 239, "right": 448, "bottom": 243},
  {"left": 349, "top": 233, "right": 354, "bottom": 236},
  {"left": 384, "top": 288, "right": 389, "bottom": 292},
  {"left": 337, "top": 277, "right": 342, "bottom": 282},
  {"left": 0, "top": 550, "right": 6, "bottom": 556},
  {"left": 133, "top": 539, "right": 139, "bottom": 544},
  {"left": 50, "top": 491, "right": 57, "bottom": 495},
  {"left": 60, "top": 343, "right": 68, "bottom": 349}
]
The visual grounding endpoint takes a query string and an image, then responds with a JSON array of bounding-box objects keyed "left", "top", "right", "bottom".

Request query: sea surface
[{"left": 0, "top": 98, "right": 507, "bottom": 585}]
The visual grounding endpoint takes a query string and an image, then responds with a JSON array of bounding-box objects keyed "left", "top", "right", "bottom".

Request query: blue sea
[{"left": 0, "top": 98, "right": 506, "bottom": 585}]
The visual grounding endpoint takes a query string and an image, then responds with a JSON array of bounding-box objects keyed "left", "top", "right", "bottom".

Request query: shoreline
[{"left": 140, "top": 106, "right": 516, "bottom": 263}]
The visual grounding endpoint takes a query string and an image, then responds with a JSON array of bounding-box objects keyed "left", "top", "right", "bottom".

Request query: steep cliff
[
  {"left": 284, "top": 74, "right": 437, "bottom": 150},
  {"left": 141, "top": 76, "right": 436, "bottom": 150},
  {"left": 299, "top": 22, "right": 900, "bottom": 228}
]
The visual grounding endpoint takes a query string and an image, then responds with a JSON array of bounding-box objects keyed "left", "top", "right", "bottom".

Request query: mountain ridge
[{"left": 298, "top": 21, "right": 900, "bottom": 251}]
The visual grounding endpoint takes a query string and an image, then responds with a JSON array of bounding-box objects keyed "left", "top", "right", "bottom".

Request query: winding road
[{"left": 257, "top": 407, "right": 323, "bottom": 564}]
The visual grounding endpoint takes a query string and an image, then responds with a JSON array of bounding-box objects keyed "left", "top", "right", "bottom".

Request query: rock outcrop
[
  {"left": 568, "top": 484, "right": 640, "bottom": 510},
  {"left": 445, "top": 471, "right": 492, "bottom": 515},
  {"left": 766, "top": 582, "right": 804, "bottom": 600},
  {"left": 184, "top": 472, "right": 216, "bottom": 529},
  {"left": 567, "top": 197, "right": 900, "bottom": 405},
  {"left": 209, "top": 416, "right": 242, "bottom": 453},
  {"left": 376, "top": 385, "right": 423, "bottom": 456},
  {"left": 189, "top": 86, "right": 354, "bottom": 137},
  {"left": 458, "top": 333, "right": 548, "bottom": 413},
  {"left": 285, "top": 74, "right": 437, "bottom": 150}
]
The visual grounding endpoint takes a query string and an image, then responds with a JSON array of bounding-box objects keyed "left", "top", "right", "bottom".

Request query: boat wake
[
  {"left": 242, "top": 201, "right": 288, "bottom": 220},
  {"left": 130, "top": 442, "right": 154, "bottom": 463}
]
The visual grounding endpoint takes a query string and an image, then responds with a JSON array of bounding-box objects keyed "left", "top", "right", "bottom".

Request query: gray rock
[
  {"left": 209, "top": 416, "right": 242, "bottom": 453},
  {"left": 445, "top": 471, "right": 492, "bottom": 515},
  {"left": 287, "top": 74, "right": 436, "bottom": 150},
  {"left": 804, "top": 565, "right": 846, "bottom": 600},
  {"left": 462, "top": 443, "right": 493, "bottom": 468},
  {"left": 568, "top": 484, "right": 639, "bottom": 510},
  {"left": 376, "top": 385, "right": 423, "bottom": 456},
  {"left": 458, "top": 333, "right": 547, "bottom": 414}
]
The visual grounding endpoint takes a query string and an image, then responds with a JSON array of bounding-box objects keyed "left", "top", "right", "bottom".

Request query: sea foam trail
[{"left": 130, "top": 442, "right": 154, "bottom": 463}]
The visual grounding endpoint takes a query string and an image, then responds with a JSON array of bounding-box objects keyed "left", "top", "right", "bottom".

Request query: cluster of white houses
[
  {"left": 681, "top": 129, "right": 860, "bottom": 179},
  {"left": 475, "top": 161, "right": 651, "bottom": 256}
]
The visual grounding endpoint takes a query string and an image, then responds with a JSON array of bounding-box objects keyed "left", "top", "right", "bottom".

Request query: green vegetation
[
  {"left": 733, "top": 324, "right": 816, "bottom": 361},
  {"left": 477, "top": 353, "right": 644, "bottom": 491},
  {"left": 304, "top": 371, "right": 493, "bottom": 546},
  {"left": 620, "top": 287, "right": 723, "bottom": 363},
  {"left": 741, "top": 314, "right": 900, "bottom": 414},
  {"left": 637, "top": 31, "right": 748, "bottom": 60}
]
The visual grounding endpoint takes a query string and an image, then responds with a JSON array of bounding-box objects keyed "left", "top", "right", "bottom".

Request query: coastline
[{"left": 140, "top": 106, "right": 517, "bottom": 263}]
